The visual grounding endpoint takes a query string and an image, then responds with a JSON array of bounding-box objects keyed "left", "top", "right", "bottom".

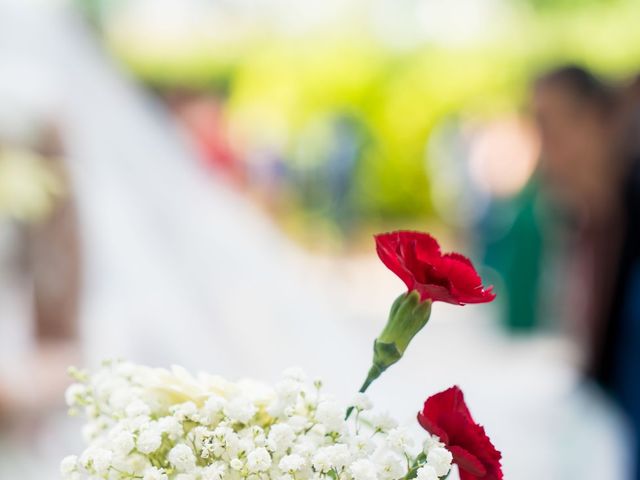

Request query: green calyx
[
  {"left": 352, "top": 291, "right": 432, "bottom": 400},
  {"left": 377, "top": 290, "right": 432, "bottom": 360}
]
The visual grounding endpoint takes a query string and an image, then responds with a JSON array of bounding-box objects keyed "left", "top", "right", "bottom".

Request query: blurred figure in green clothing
[{"left": 469, "top": 117, "right": 544, "bottom": 332}]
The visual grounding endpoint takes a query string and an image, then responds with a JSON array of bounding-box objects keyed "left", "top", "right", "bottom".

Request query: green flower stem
[
  {"left": 346, "top": 292, "right": 432, "bottom": 420},
  {"left": 346, "top": 364, "right": 386, "bottom": 419}
]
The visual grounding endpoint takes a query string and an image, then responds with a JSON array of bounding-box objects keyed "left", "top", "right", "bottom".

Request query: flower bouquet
[{"left": 61, "top": 231, "right": 502, "bottom": 480}]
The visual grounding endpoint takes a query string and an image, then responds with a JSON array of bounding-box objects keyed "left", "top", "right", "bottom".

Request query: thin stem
[{"left": 345, "top": 364, "right": 384, "bottom": 419}]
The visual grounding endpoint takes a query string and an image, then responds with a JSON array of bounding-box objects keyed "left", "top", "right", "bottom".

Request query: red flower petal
[
  {"left": 418, "top": 386, "right": 503, "bottom": 480},
  {"left": 448, "top": 446, "right": 487, "bottom": 477},
  {"left": 375, "top": 231, "right": 495, "bottom": 305}
]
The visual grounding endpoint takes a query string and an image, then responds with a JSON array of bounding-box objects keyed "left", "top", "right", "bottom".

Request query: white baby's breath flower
[
  {"left": 171, "top": 401, "right": 198, "bottom": 422},
  {"left": 201, "top": 462, "right": 227, "bottom": 480},
  {"left": 292, "top": 436, "right": 318, "bottom": 458},
  {"left": 315, "top": 401, "right": 343, "bottom": 433},
  {"left": 158, "top": 416, "right": 183, "bottom": 440},
  {"left": 176, "top": 474, "right": 197, "bottom": 480},
  {"left": 247, "top": 447, "right": 272, "bottom": 472},
  {"left": 126, "top": 399, "right": 150, "bottom": 418},
  {"left": 370, "top": 412, "right": 398, "bottom": 433},
  {"left": 65, "top": 384, "right": 86, "bottom": 406},
  {"left": 307, "top": 423, "right": 326, "bottom": 439},
  {"left": 142, "top": 466, "right": 168, "bottom": 480},
  {"left": 279, "top": 453, "right": 306, "bottom": 473},
  {"left": 267, "top": 423, "right": 295, "bottom": 453},
  {"left": 109, "top": 389, "right": 137, "bottom": 412},
  {"left": 60, "top": 455, "right": 78, "bottom": 475},
  {"left": 238, "top": 435, "right": 256, "bottom": 454},
  {"left": 168, "top": 444, "right": 196, "bottom": 472},
  {"left": 351, "top": 393, "right": 373, "bottom": 411},
  {"left": 137, "top": 424, "right": 163, "bottom": 454},
  {"left": 386, "top": 427, "right": 415, "bottom": 452},
  {"left": 416, "top": 465, "right": 438, "bottom": 480},
  {"left": 201, "top": 395, "right": 226, "bottom": 424},
  {"left": 62, "top": 362, "right": 456, "bottom": 480},
  {"left": 287, "top": 414, "right": 309, "bottom": 433},
  {"left": 351, "top": 434, "right": 375, "bottom": 458},
  {"left": 84, "top": 404, "right": 99, "bottom": 419},
  {"left": 230, "top": 457, "right": 244, "bottom": 471},
  {"left": 224, "top": 397, "right": 257, "bottom": 423},
  {"left": 323, "top": 444, "right": 351, "bottom": 470},
  {"left": 80, "top": 447, "right": 112, "bottom": 475},
  {"left": 350, "top": 459, "right": 377, "bottom": 480},
  {"left": 126, "top": 414, "right": 152, "bottom": 432},
  {"left": 111, "top": 429, "right": 135, "bottom": 455},
  {"left": 426, "top": 447, "right": 453, "bottom": 477},
  {"left": 376, "top": 451, "right": 407, "bottom": 480},
  {"left": 311, "top": 449, "right": 332, "bottom": 473},
  {"left": 81, "top": 422, "right": 102, "bottom": 442},
  {"left": 422, "top": 434, "right": 444, "bottom": 455}
]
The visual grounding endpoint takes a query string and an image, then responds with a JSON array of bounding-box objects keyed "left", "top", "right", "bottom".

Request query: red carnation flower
[
  {"left": 418, "top": 386, "right": 503, "bottom": 480},
  {"left": 375, "top": 231, "right": 495, "bottom": 305}
]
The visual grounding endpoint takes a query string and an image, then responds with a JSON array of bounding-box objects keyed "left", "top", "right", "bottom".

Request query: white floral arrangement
[
  {"left": 61, "top": 361, "right": 451, "bottom": 480},
  {"left": 61, "top": 231, "right": 502, "bottom": 480}
]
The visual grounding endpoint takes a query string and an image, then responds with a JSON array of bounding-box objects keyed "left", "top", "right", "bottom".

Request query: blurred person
[
  {"left": 594, "top": 74, "right": 640, "bottom": 480},
  {"left": 534, "top": 65, "right": 640, "bottom": 477},
  {"left": 533, "top": 65, "right": 623, "bottom": 361},
  {"left": 468, "top": 116, "right": 544, "bottom": 332}
]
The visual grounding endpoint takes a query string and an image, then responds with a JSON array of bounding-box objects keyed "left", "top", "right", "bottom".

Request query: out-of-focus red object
[{"left": 167, "top": 92, "right": 244, "bottom": 185}]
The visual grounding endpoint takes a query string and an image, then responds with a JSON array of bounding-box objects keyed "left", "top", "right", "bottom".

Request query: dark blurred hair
[{"left": 536, "top": 65, "right": 617, "bottom": 115}]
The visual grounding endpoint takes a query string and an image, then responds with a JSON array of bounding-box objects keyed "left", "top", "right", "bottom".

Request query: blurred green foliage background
[{"left": 75, "top": 0, "right": 640, "bottom": 238}]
